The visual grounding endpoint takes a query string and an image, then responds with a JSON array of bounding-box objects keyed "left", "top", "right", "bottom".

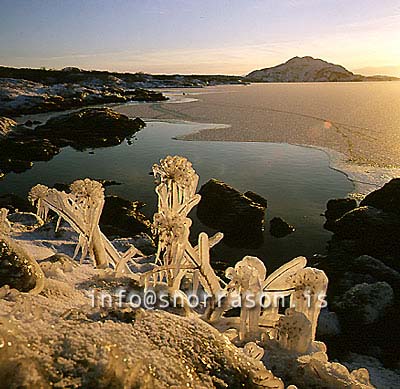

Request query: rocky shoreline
[
  {"left": 0, "top": 107, "right": 146, "bottom": 175},
  {"left": 0, "top": 77, "right": 167, "bottom": 117},
  {"left": 314, "top": 178, "right": 400, "bottom": 369}
]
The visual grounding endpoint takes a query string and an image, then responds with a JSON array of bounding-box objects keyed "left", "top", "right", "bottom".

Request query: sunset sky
[{"left": 0, "top": 0, "right": 399, "bottom": 76}]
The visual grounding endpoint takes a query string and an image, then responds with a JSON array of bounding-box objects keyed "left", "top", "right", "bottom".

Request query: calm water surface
[
  {"left": 121, "top": 82, "right": 400, "bottom": 168},
  {"left": 0, "top": 118, "right": 353, "bottom": 270}
]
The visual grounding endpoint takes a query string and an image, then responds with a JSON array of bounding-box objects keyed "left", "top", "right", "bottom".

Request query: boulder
[
  {"left": 243, "top": 190, "right": 268, "bottom": 207},
  {"left": 350, "top": 255, "right": 400, "bottom": 289},
  {"left": 334, "top": 271, "right": 378, "bottom": 297},
  {"left": 111, "top": 234, "right": 156, "bottom": 256},
  {"left": 269, "top": 217, "right": 295, "bottom": 238},
  {"left": 333, "top": 282, "right": 394, "bottom": 326},
  {"left": 130, "top": 88, "right": 167, "bottom": 101},
  {"left": 0, "top": 116, "right": 17, "bottom": 138},
  {"left": 324, "top": 198, "right": 357, "bottom": 231},
  {"left": 331, "top": 206, "right": 400, "bottom": 256},
  {"left": 0, "top": 237, "right": 44, "bottom": 293},
  {"left": 0, "top": 193, "right": 35, "bottom": 213},
  {"left": 35, "top": 108, "right": 146, "bottom": 150},
  {"left": 100, "top": 195, "right": 151, "bottom": 238},
  {"left": 7, "top": 212, "right": 44, "bottom": 231},
  {"left": 197, "top": 179, "right": 266, "bottom": 248},
  {"left": 0, "top": 137, "right": 60, "bottom": 174},
  {"left": 40, "top": 253, "right": 77, "bottom": 277},
  {"left": 360, "top": 178, "right": 400, "bottom": 215},
  {"left": 0, "top": 159, "right": 33, "bottom": 174}
]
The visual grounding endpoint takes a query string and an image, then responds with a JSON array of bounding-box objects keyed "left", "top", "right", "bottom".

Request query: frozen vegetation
[{"left": 0, "top": 156, "right": 398, "bottom": 387}]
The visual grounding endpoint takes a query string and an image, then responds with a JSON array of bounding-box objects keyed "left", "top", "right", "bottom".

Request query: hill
[{"left": 246, "top": 56, "right": 399, "bottom": 82}]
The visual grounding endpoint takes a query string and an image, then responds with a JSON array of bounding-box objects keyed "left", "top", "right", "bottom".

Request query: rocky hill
[{"left": 246, "top": 56, "right": 398, "bottom": 82}]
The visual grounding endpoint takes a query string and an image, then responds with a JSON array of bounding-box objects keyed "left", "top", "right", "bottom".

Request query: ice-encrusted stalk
[
  {"left": 29, "top": 179, "right": 142, "bottom": 276},
  {"left": 151, "top": 156, "right": 223, "bottom": 296},
  {"left": 29, "top": 180, "right": 108, "bottom": 268}
]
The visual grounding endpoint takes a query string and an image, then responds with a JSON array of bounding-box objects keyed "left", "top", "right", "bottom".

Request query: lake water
[{"left": 0, "top": 116, "right": 353, "bottom": 270}]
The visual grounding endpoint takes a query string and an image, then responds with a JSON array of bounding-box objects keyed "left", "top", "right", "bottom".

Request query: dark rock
[
  {"left": 333, "top": 282, "right": 394, "bottom": 326},
  {"left": 24, "top": 120, "right": 33, "bottom": 127},
  {"left": 324, "top": 198, "right": 357, "bottom": 231},
  {"left": 314, "top": 196, "right": 400, "bottom": 364},
  {"left": 331, "top": 206, "right": 400, "bottom": 256},
  {"left": 130, "top": 88, "right": 167, "bottom": 102},
  {"left": 52, "top": 183, "right": 70, "bottom": 192},
  {"left": 100, "top": 195, "right": 151, "bottom": 238},
  {"left": 0, "top": 116, "right": 17, "bottom": 138},
  {"left": 0, "top": 137, "right": 60, "bottom": 174},
  {"left": 351, "top": 255, "right": 400, "bottom": 288},
  {"left": 0, "top": 159, "right": 33, "bottom": 174},
  {"left": 334, "top": 271, "right": 377, "bottom": 296},
  {"left": 269, "top": 217, "right": 295, "bottom": 238},
  {"left": 97, "top": 179, "right": 122, "bottom": 187},
  {"left": 243, "top": 191, "right": 268, "bottom": 208},
  {"left": 7, "top": 212, "right": 43, "bottom": 229},
  {"left": 0, "top": 193, "right": 35, "bottom": 213},
  {"left": 360, "top": 178, "right": 400, "bottom": 215},
  {"left": 0, "top": 237, "right": 43, "bottom": 292},
  {"left": 35, "top": 108, "right": 146, "bottom": 150},
  {"left": 197, "top": 179, "right": 266, "bottom": 248},
  {"left": 40, "top": 253, "right": 77, "bottom": 274},
  {"left": 112, "top": 234, "right": 156, "bottom": 256}
]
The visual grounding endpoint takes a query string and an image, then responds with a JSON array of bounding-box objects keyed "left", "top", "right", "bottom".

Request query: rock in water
[
  {"left": 360, "top": 178, "right": 400, "bottom": 215},
  {"left": 269, "top": 217, "right": 295, "bottom": 238},
  {"left": 0, "top": 138, "right": 60, "bottom": 174},
  {"left": 197, "top": 179, "right": 266, "bottom": 248},
  {"left": 243, "top": 190, "right": 268, "bottom": 208},
  {"left": 0, "top": 236, "right": 44, "bottom": 293},
  {"left": 100, "top": 195, "right": 151, "bottom": 238},
  {"left": 35, "top": 108, "right": 146, "bottom": 150},
  {"left": 324, "top": 198, "right": 357, "bottom": 231}
]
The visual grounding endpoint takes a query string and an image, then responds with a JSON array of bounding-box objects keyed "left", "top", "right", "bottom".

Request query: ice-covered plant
[
  {"left": 0, "top": 208, "right": 11, "bottom": 235},
  {"left": 242, "top": 342, "right": 284, "bottom": 388},
  {"left": 276, "top": 308, "right": 312, "bottom": 353},
  {"left": 29, "top": 179, "right": 142, "bottom": 273},
  {"left": 148, "top": 156, "right": 222, "bottom": 298},
  {"left": 288, "top": 267, "right": 328, "bottom": 340},
  {"left": 224, "top": 256, "right": 266, "bottom": 340}
]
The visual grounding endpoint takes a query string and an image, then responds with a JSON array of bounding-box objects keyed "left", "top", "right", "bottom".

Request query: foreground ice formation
[{"left": 0, "top": 155, "right": 377, "bottom": 388}]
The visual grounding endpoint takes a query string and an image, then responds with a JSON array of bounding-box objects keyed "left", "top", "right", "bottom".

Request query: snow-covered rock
[
  {"left": 333, "top": 282, "right": 394, "bottom": 325},
  {"left": 344, "top": 353, "right": 400, "bottom": 389}
]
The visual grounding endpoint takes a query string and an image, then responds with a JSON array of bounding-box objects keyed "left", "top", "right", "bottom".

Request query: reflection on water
[{"left": 0, "top": 120, "right": 353, "bottom": 270}]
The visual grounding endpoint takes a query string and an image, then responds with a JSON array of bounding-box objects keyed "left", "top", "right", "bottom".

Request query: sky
[{"left": 0, "top": 0, "right": 399, "bottom": 76}]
